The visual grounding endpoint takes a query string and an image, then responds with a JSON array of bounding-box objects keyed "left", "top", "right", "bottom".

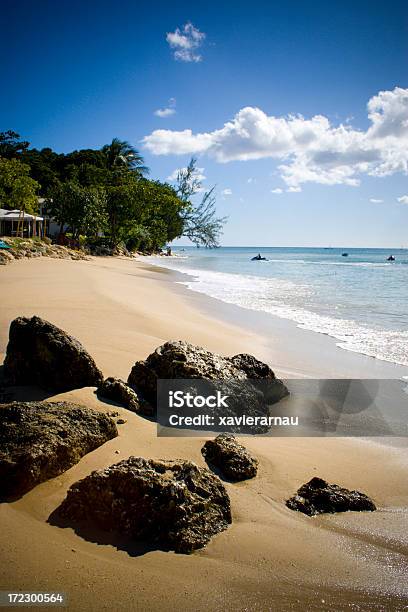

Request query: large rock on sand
[
  {"left": 0, "top": 401, "right": 117, "bottom": 500},
  {"left": 201, "top": 433, "right": 258, "bottom": 481},
  {"left": 286, "top": 477, "right": 376, "bottom": 516},
  {"left": 3, "top": 316, "right": 104, "bottom": 391},
  {"left": 58, "top": 457, "right": 231, "bottom": 554},
  {"left": 128, "top": 340, "right": 288, "bottom": 408},
  {"left": 96, "top": 377, "right": 153, "bottom": 416}
]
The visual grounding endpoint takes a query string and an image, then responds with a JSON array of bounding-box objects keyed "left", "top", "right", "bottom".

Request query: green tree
[
  {"left": 175, "top": 158, "right": 226, "bottom": 247},
  {"left": 0, "top": 131, "right": 30, "bottom": 158},
  {"left": 101, "top": 138, "right": 148, "bottom": 178},
  {"left": 21, "top": 147, "right": 61, "bottom": 194},
  {"left": 47, "top": 182, "right": 107, "bottom": 238},
  {"left": 105, "top": 178, "right": 183, "bottom": 251},
  {"left": 131, "top": 180, "right": 184, "bottom": 251},
  {"left": 0, "top": 158, "right": 40, "bottom": 213},
  {"left": 105, "top": 181, "right": 142, "bottom": 247}
]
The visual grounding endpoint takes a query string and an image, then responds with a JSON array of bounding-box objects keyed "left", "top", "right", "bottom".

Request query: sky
[{"left": 1, "top": 0, "right": 408, "bottom": 247}]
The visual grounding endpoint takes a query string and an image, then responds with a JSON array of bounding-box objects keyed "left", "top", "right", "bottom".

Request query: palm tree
[{"left": 101, "top": 138, "right": 148, "bottom": 176}]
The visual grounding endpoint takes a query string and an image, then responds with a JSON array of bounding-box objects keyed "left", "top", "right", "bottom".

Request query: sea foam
[{"left": 147, "top": 258, "right": 408, "bottom": 368}]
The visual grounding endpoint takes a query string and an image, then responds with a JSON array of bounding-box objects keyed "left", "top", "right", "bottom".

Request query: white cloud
[
  {"left": 369, "top": 198, "right": 383, "bottom": 203},
  {"left": 271, "top": 188, "right": 283, "bottom": 194},
  {"left": 155, "top": 107, "right": 175, "bottom": 118},
  {"left": 143, "top": 87, "right": 408, "bottom": 188},
  {"left": 144, "top": 128, "right": 212, "bottom": 155},
  {"left": 167, "top": 166, "right": 206, "bottom": 182},
  {"left": 287, "top": 186, "right": 302, "bottom": 192},
  {"left": 247, "top": 177, "right": 255, "bottom": 183},
  {"left": 397, "top": 195, "right": 408, "bottom": 204},
  {"left": 166, "top": 22, "right": 205, "bottom": 62},
  {"left": 154, "top": 98, "right": 176, "bottom": 118},
  {"left": 221, "top": 188, "right": 232, "bottom": 196}
]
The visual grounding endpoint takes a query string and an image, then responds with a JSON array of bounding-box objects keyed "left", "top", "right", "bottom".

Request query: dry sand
[{"left": 0, "top": 257, "right": 407, "bottom": 611}]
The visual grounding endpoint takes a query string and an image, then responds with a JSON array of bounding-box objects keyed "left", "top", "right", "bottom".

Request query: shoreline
[
  {"left": 1, "top": 256, "right": 407, "bottom": 610},
  {"left": 143, "top": 256, "right": 408, "bottom": 380}
]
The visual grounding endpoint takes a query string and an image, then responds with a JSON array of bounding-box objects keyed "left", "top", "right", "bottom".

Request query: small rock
[
  {"left": 116, "top": 418, "right": 126, "bottom": 424},
  {"left": 286, "top": 477, "right": 376, "bottom": 516},
  {"left": 57, "top": 457, "right": 231, "bottom": 554},
  {"left": 201, "top": 433, "right": 258, "bottom": 481},
  {"left": 0, "top": 401, "right": 117, "bottom": 500},
  {"left": 97, "top": 377, "right": 152, "bottom": 416},
  {"left": 0, "top": 251, "right": 14, "bottom": 265}
]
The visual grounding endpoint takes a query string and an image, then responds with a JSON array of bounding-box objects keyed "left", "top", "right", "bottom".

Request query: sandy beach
[{"left": 1, "top": 256, "right": 407, "bottom": 611}]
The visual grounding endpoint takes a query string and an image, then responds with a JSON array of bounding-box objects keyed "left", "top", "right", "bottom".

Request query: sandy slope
[{"left": 0, "top": 257, "right": 407, "bottom": 611}]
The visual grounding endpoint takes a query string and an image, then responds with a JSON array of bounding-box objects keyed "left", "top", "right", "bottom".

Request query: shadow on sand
[
  {"left": 47, "top": 506, "right": 171, "bottom": 557},
  {"left": 0, "top": 366, "right": 56, "bottom": 403}
]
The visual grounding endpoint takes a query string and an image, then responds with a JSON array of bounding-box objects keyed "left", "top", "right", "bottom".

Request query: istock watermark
[
  {"left": 169, "top": 390, "right": 229, "bottom": 409},
  {"left": 157, "top": 378, "right": 408, "bottom": 437}
]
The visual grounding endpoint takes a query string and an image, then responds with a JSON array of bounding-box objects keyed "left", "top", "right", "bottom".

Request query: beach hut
[{"left": 0, "top": 208, "right": 44, "bottom": 238}]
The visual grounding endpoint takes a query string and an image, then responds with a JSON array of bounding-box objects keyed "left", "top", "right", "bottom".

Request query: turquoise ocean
[{"left": 147, "top": 247, "right": 408, "bottom": 368}]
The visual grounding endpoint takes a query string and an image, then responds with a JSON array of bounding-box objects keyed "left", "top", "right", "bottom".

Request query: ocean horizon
[{"left": 147, "top": 246, "right": 408, "bottom": 368}]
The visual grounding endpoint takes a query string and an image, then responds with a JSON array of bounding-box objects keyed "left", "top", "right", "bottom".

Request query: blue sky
[{"left": 1, "top": 0, "right": 408, "bottom": 246}]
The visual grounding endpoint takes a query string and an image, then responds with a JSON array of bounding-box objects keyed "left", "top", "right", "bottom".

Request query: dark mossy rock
[
  {"left": 286, "top": 477, "right": 376, "bottom": 516},
  {"left": 0, "top": 401, "right": 117, "bottom": 500},
  {"left": 97, "top": 377, "right": 153, "bottom": 416},
  {"left": 201, "top": 433, "right": 258, "bottom": 481},
  {"left": 3, "top": 316, "right": 104, "bottom": 391},
  {"left": 127, "top": 340, "right": 288, "bottom": 408},
  {"left": 229, "top": 353, "right": 288, "bottom": 403},
  {"left": 57, "top": 457, "right": 231, "bottom": 554}
]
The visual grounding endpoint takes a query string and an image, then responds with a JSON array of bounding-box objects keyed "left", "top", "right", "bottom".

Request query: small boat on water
[
  {"left": 251, "top": 253, "right": 267, "bottom": 261},
  {"left": 342, "top": 252, "right": 349, "bottom": 257},
  {"left": 387, "top": 255, "right": 395, "bottom": 261}
]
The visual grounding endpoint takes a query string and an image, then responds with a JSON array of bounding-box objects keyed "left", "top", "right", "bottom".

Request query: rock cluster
[
  {"left": 88, "top": 244, "right": 133, "bottom": 257},
  {"left": 129, "top": 341, "right": 286, "bottom": 400},
  {"left": 58, "top": 457, "right": 232, "bottom": 553},
  {"left": 3, "top": 316, "right": 104, "bottom": 392},
  {"left": 201, "top": 433, "right": 258, "bottom": 481},
  {"left": 97, "top": 377, "right": 153, "bottom": 416},
  {"left": 0, "top": 237, "right": 88, "bottom": 265},
  {"left": 0, "top": 401, "right": 117, "bottom": 500},
  {"left": 128, "top": 340, "right": 289, "bottom": 428},
  {"left": 286, "top": 477, "right": 376, "bottom": 516}
]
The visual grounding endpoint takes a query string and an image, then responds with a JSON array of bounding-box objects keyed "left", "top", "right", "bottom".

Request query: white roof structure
[{"left": 0, "top": 209, "right": 43, "bottom": 221}]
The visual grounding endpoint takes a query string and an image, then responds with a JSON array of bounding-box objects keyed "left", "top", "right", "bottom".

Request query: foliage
[
  {"left": 181, "top": 186, "right": 226, "bottom": 248},
  {"left": 21, "top": 147, "right": 63, "bottom": 193},
  {"left": 101, "top": 138, "right": 148, "bottom": 178},
  {"left": 47, "top": 182, "right": 107, "bottom": 239},
  {"left": 175, "top": 158, "right": 226, "bottom": 248},
  {"left": 105, "top": 178, "right": 183, "bottom": 250},
  {"left": 1, "top": 130, "right": 226, "bottom": 252},
  {"left": 0, "top": 158, "right": 40, "bottom": 213},
  {"left": 0, "top": 131, "right": 29, "bottom": 158}
]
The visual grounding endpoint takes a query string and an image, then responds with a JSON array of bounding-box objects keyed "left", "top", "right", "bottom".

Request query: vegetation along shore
[{"left": 0, "top": 130, "right": 225, "bottom": 254}]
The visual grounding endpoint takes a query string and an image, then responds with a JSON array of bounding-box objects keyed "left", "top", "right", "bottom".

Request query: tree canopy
[
  {"left": 175, "top": 158, "right": 227, "bottom": 248},
  {"left": 0, "top": 131, "right": 226, "bottom": 251},
  {"left": 0, "top": 157, "right": 40, "bottom": 214},
  {"left": 0, "top": 131, "right": 30, "bottom": 159}
]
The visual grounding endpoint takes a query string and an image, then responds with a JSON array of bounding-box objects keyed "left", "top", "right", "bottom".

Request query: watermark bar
[
  {"left": 0, "top": 593, "right": 67, "bottom": 607},
  {"left": 157, "top": 378, "right": 408, "bottom": 437}
]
